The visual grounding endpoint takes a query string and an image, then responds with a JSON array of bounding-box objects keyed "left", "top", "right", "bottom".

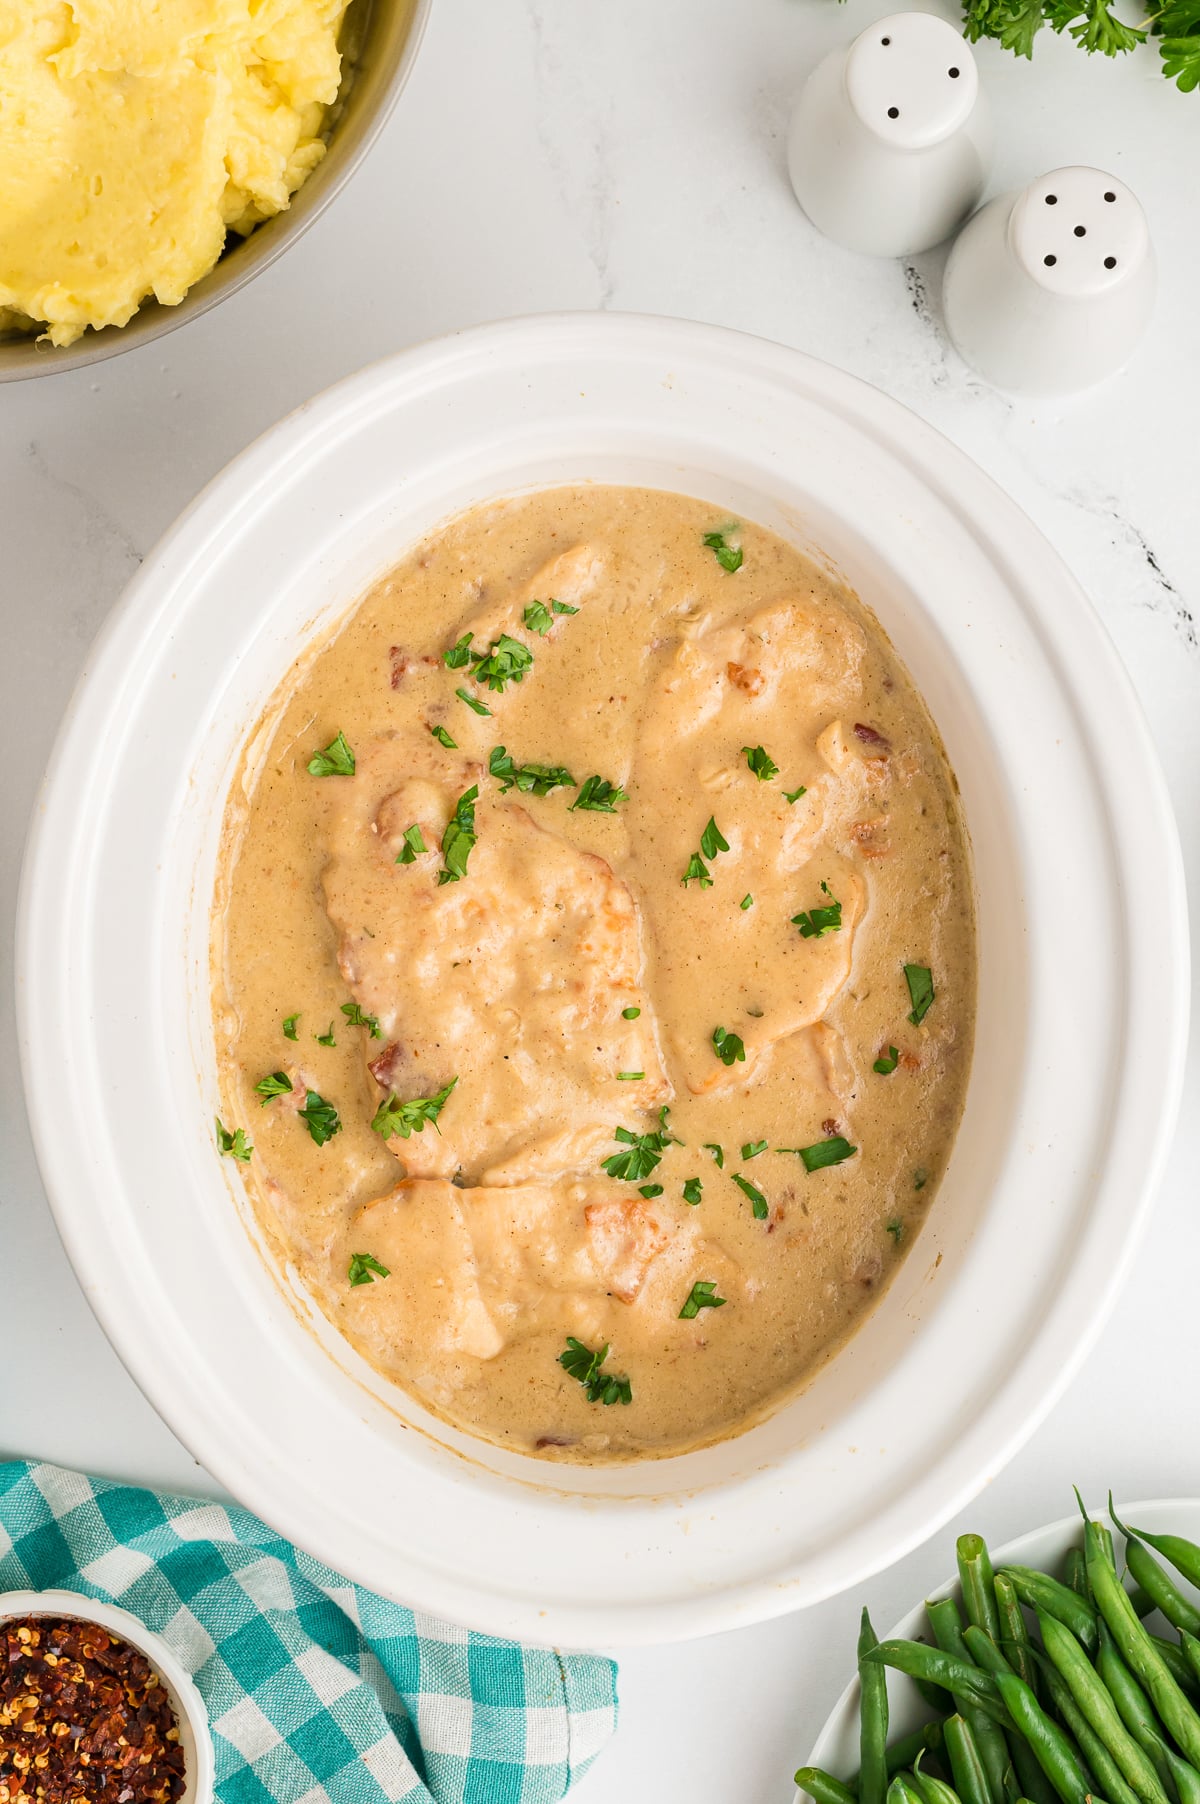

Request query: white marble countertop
[{"left": 3, "top": 1, "right": 1199, "bottom": 1799}]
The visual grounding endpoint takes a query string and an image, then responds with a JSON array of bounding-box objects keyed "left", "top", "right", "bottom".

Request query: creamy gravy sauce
[{"left": 213, "top": 485, "right": 976, "bottom": 1462}]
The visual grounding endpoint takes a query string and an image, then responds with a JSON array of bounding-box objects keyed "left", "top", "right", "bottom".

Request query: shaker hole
[
  {"left": 1104, "top": 255, "right": 1117, "bottom": 268},
  {"left": 1043, "top": 254, "right": 1057, "bottom": 267},
  {"left": 881, "top": 35, "right": 891, "bottom": 43},
  {"left": 1074, "top": 225, "right": 1086, "bottom": 236},
  {"left": 949, "top": 65, "right": 961, "bottom": 75},
  {"left": 887, "top": 106, "right": 899, "bottom": 117},
  {"left": 1104, "top": 191, "right": 1116, "bottom": 202},
  {"left": 1045, "top": 194, "right": 1058, "bottom": 205}
]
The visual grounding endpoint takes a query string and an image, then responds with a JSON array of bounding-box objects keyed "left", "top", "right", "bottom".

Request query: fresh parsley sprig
[
  {"left": 372, "top": 1078, "right": 458, "bottom": 1140},
  {"left": 711, "top": 1025, "right": 746, "bottom": 1067},
  {"left": 703, "top": 527, "right": 744, "bottom": 573},
  {"left": 679, "top": 1280, "right": 727, "bottom": 1320},
  {"left": 439, "top": 785, "right": 478, "bottom": 885},
  {"left": 396, "top": 824, "right": 427, "bottom": 865},
  {"left": 904, "top": 963, "right": 935, "bottom": 1025},
  {"left": 559, "top": 1337, "right": 632, "bottom": 1406},
  {"left": 792, "top": 881, "right": 842, "bottom": 940},
  {"left": 779, "top": 1136, "right": 858, "bottom": 1173},
  {"left": 489, "top": 746, "right": 577, "bottom": 796},
  {"left": 348, "top": 1252, "right": 390, "bottom": 1287},
  {"left": 254, "top": 1070, "right": 293, "bottom": 1105},
  {"left": 307, "top": 731, "right": 355, "bottom": 778},
  {"left": 299, "top": 1091, "right": 341, "bottom": 1146},
  {"left": 216, "top": 1118, "right": 252, "bottom": 1161},
  {"left": 925, "top": 0, "right": 1186, "bottom": 84},
  {"left": 341, "top": 1001, "right": 383, "bottom": 1037},
  {"left": 571, "top": 775, "right": 628, "bottom": 812},
  {"left": 523, "top": 598, "right": 579, "bottom": 635},
  {"left": 742, "top": 745, "right": 778, "bottom": 780},
  {"left": 600, "top": 1107, "right": 681, "bottom": 1182}
]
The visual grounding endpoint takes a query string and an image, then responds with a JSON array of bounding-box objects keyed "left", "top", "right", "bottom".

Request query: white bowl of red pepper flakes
[{"left": 0, "top": 1594, "right": 212, "bottom": 1804}]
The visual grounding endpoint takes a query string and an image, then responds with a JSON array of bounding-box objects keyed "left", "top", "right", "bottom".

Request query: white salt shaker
[
  {"left": 942, "top": 167, "right": 1155, "bottom": 395},
  {"left": 787, "top": 12, "right": 991, "bottom": 259}
]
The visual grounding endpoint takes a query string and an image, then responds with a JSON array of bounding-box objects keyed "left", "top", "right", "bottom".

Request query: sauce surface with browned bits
[{"left": 1, "top": 1617, "right": 186, "bottom": 1804}]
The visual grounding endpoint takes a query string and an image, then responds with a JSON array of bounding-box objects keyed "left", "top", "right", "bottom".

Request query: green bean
[
  {"left": 861, "top": 1609, "right": 891, "bottom": 1804},
  {"left": 928, "top": 1598, "right": 1012, "bottom": 1800},
  {"left": 1163, "top": 1749, "right": 1200, "bottom": 1804},
  {"left": 1108, "top": 1502, "right": 1200, "bottom": 1594},
  {"left": 961, "top": 1627, "right": 1090, "bottom": 1804},
  {"left": 999, "top": 1568, "right": 1099, "bottom": 1655},
  {"left": 797, "top": 1768, "right": 860, "bottom": 1804},
  {"left": 868, "top": 1643, "right": 1009, "bottom": 1729},
  {"left": 995, "top": 1574, "right": 1040, "bottom": 1699},
  {"left": 1096, "top": 1626, "right": 1180, "bottom": 1804},
  {"left": 1064, "top": 1549, "right": 1090, "bottom": 1603},
  {"left": 1037, "top": 1610, "right": 1171, "bottom": 1804},
  {"left": 1038, "top": 1661, "right": 1139, "bottom": 1804},
  {"left": 1124, "top": 1542, "right": 1200, "bottom": 1639},
  {"left": 1129, "top": 1587, "right": 1157, "bottom": 1621},
  {"left": 1009, "top": 1735, "right": 1062, "bottom": 1804},
  {"left": 909, "top": 1763, "right": 963, "bottom": 1804},
  {"left": 889, "top": 1778, "right": 932, "bottom": 1804},
  {"left": 960, "top": 1538, "right": 1003, "bottom": 1644},
  {"left": 1150, "top": 1636, "right": 1200, "bottom": 1698},
  {"left": 881, "top": 1723, "right": 948, "bottom": 1779},
  {"left": 1084, "top": 1511, "right": 1200, "bottom": 1769},
  {"left": 946, "top": 1715, "right": 998, "bottom": 1804},
  {"left": 913, "top": 1638, "right": 957, "bottom": 1712},
  {"left": 1182, "top": 1632, "right": 1200, "bottom": 1691}
]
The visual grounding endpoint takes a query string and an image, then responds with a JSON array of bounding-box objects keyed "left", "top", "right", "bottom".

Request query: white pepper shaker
[
  {"left": 787, "top": 11, "right": 991, "bottom": 259},
  {"left": 942, "top": 167, "right": 1155, "bottom": 395}
]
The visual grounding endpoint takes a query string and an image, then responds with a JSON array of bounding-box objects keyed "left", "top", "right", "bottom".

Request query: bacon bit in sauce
[
  {"left": 534, "top": 1435, "right": 577, "bottom": 1450},
  {"left": 726, "top": 662, "right": 765, "bottom": 696},
  {"left": 0, "top": 1617, "right": 186, "bottom": 1804},
  {"left": 853, "top": 722, "right": 891, "bottom": 750},
  {"left": 388, "top": 647, "right": 438, "bottom": 689},
  {"left": 821, "top": 1117, "right": 841, "bottom": 1137},
  {"left": 368, "top": 1043, "right": 407, "bottom": 1089}
]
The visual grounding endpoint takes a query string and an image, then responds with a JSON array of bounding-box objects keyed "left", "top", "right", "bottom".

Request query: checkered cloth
[{"left": 0, "top": 1463, "right": 615, "bottom": 1804}]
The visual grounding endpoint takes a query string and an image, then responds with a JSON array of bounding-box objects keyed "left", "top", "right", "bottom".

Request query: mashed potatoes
[{"left": 0, "top": 0, "right": 351, "bottom": 346}]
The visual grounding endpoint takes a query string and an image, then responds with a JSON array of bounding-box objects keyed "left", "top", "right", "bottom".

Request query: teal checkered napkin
[{"left": 0, "top": 1462, "right": 615, "bottom": 1804}]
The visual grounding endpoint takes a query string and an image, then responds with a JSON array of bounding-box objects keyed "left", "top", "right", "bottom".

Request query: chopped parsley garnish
[
  {"left": 784, "top": 785, "right": 808, "bottom": 804},
  {"left": 873, "top": 1044, "right": 900, "bottom": 1075},
  {"left": 682, "top": 853, "right": 712, "bottom": 889},
  {"left": 683, "top": 1178, "right": 703, "bottom": 1206},
  {"left": 470, "top": 633, "right": 535, "bottom": 693},
  {"left": 348, "top": 1252, "right": 390, "bottom": 1287},
  {"left": 307, "top": 730, "right": 355, "bottom": 778},
  {"left": 438, "top": 784, "right": 478, "bottom": 885},
  {"left": 299, "top": 1091, "right": 341, "bottom": 1146},
  {"left": 522, "top": 598, "right": 576, "bottom": 635},
  {"left": 216, "top": 1118, "right": 252, "bottom": 1161},
  {"left": 733, "top": 1172, "right": 769, "bottom": 1219},
  {"left": 905, "top": 963, "right": 935, "bottom": 1026},
  {"left": 430, "top": 724, "right": 458, "bottom": 748},
  {"left": 559, "top": 1337, "right": 632, "bottom": 1406},
  {"left": 638, "top": 1183, "right": 664, "bottom": 1198},
  {"left": 740, "top": 894, "right": 754, "bottom": 910},
  {"left": 618, "top": 1071, "right": 645, "bottom": 1082},
  {"left": 254, "top": 1070, "right": 293, "bottom": 1105},
  {"left": 488, "top": 745, "right": 577, "bottom": 796},
  {"left": 781, "top": 1136, "right": 858, "bottom": 1173},
  {"left": 456, "top": 686, "right": 492, "bottom": 716},
  {"left": 622, "top": 1005, "right": 641, "bottom": 1020},
  {"left": 600, "top": 1108, "right": 681, "bottom": 1182},
  {"left": 886, "top": 1218, "right": 904, "bottom": 1245},
  {"left": 396, "top": 824, "right": 427, "bottom": 864},
  {"left": 792, "top": 881, "right": 842, "bottom": 939},
  {"left": 443, "top": 633, "right": 474, "bottom": 670},
  {"left": 679, "top": 1280, "right": 727, "bottom": 1320},
  {"left": 371, "top": 1077, "right": 458, "bottom": 1140},
  {"left": 742, "top": 745, "right": 778, "bottom": 781},
  {"left": 703, "top": 528, "right": 744, "bottom": 574},
  {"left": 281, "top": 1014, "right": 299, "bottom": 1041},
  {"left": 341, "top": 1002, "right": 383, "bottom": 1038},
  {"left": 571, "top": 774, "right": 628, "bottom": 813},
  {"left": 699, "top": 816, "right": 730, "bottom": 861},
  {"left": 914, "top": 1167, "right": 929, "bottom": 1192},
  {"left": 712, "top": 1025, "right": 746, "bottom": 1066},
  {"left": 703, "top": 1142, "right": 724, "bottom": 1169},
  {"left": 552, "top": 599, "right": 578, "bottom": 615},
  {"left": 315, "top": 1023, "right": 337, "bottom": 1046},
  {"left": 741, "top": 1139, "right": 767, "bottom": 1160}
]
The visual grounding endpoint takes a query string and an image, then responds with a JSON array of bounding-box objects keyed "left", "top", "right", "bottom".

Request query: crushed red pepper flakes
[{"left": 0, "top": 1618, "right": 186, "bottom": 1804}]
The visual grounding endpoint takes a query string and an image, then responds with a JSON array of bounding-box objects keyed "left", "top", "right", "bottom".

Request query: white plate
[
  {"left": 800, "top": 1499, "right": 1200, "bottom": 1801},
  {"left": 16, "top": 314, "right": 1188, "bottom": 1646}
]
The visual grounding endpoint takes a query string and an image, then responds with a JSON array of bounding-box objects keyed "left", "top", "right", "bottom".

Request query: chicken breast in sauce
[{"left": 213, "top": 485, "right": 975, "bottom": 1462}]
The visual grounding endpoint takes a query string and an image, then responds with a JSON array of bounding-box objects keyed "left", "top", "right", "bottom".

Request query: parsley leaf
[
  {"left": 348, "top": 1252, "right": 390, "bottom": 1286},
  {"left": 679, "top": 1279, "right": 727, "bottom": 1320},
  {"left": 740, "top": 894, "right": 754, "bottom": 911},
  {"left": 439, "top": 785, "right": 479, "bottom": 885},
  {"left": 699, "top": 816, "right": 730, "bottom": 861},
  {"left": 341, "top": 1002, "right": 383, "bottom": 1038},
  {"left": 216, "top": 1118, "right": 252, "bottom": 1161},
  {"left": 886, "top": 1218, "right": 904, "bottom": 1245},
  {"left": 783, "top": 786, "right": 808, "bottom": 804},
  {"left": 523, "top": 601, "right": 555, "bottom": 636},
  {"left": 600, "top": 1109, "right": 681, "bottom": 1182},
  {"left": 254, "top": 1070, "right": 293, "bottom": 1105},
  {"left": 315, "top": 1023, "right": 337, "bottom": 1046},
  {"left": 443, "top": 633, "right": 473, "bottom": 669},
  {"left": 702, "top": 1142, "right": 724, "bottom": 1170},
  {"left": 488, "top": 746, "right": 576, "bottom": 796},
  {"left": 733, "top": 1172, "right": 769, "bottom": 1219},
  {"left": 638, "top": 1183, "right": 664, "bottom": 1198},
  {"left": 552, "top": 600, "right": 578, "bottom": 616},
  {"left": 430, "top": 724, "right": 458, "bottom": 748},
  {"left": 618, "top": 1071, "right": 645, "bottom": 1082},
  {"left": 281, "top": 1014, "right": 299, "bottom": 1041},
  {"left": 683, "top": 1177, "right": 703, "bottom": 1206},
  {"left": 873, "top": 1045, "right": 900, "bottom": 1075},
  {"left": 571, "top": 775, "right": 628, "bottom": 812},
  {"left": 780, "top": 1136, "right": 858, "bottom": 1173},
  {"left": 396, "top": 823, "right": 428, "bottom": 864},
  {"left": 471, "top": 633, "right": 535, "bottom": 692},
  {"left": 307, "top": 731, "right": 355, "bottom": 778},
  {"left": 742, "top": 745, "right": 778, "bottom": 781},
  {"left": 712, "top": 1025, "right": 746, "bottom": 1067},
  {"left": 741, "top": 1139, "right": 767, "bottom": 1160},
  {"left": 372, "top": 1077, "right": 458, "bottom": 1140},
  {"left": 299, "top": 1090, "right": 341, "bottom": 1146},
  {"left": 703, "top": 528, "right": 744, "bottom": 574},
  {"left": 914, "top": 1167, "right": 929, "bottom": 1191},
  {"left": 456, "top": 686, "right": 492, "bottom": 717},
  {"left": 622, "top": 1005, "right": 641, "bottom": 1020},
  {"left": 559, "top": 1336, "right": 632, "bottom": 1405},
  {"left": 904, "top": 963, "right": 935, "bottom": 1025},
  {"left": 792, "top": 881, "right": 843, "bottom": 939},
  {"left": 682, "top": 853, "right": 712, "bottom": 889}
]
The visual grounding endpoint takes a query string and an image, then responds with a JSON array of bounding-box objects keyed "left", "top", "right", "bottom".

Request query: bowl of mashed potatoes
[
  {"left": 17, "top": 315, "right": 1187, "bottom": 1643},
  {"left": 0, "top": 0, "right": 429, "bottom": 378}
]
